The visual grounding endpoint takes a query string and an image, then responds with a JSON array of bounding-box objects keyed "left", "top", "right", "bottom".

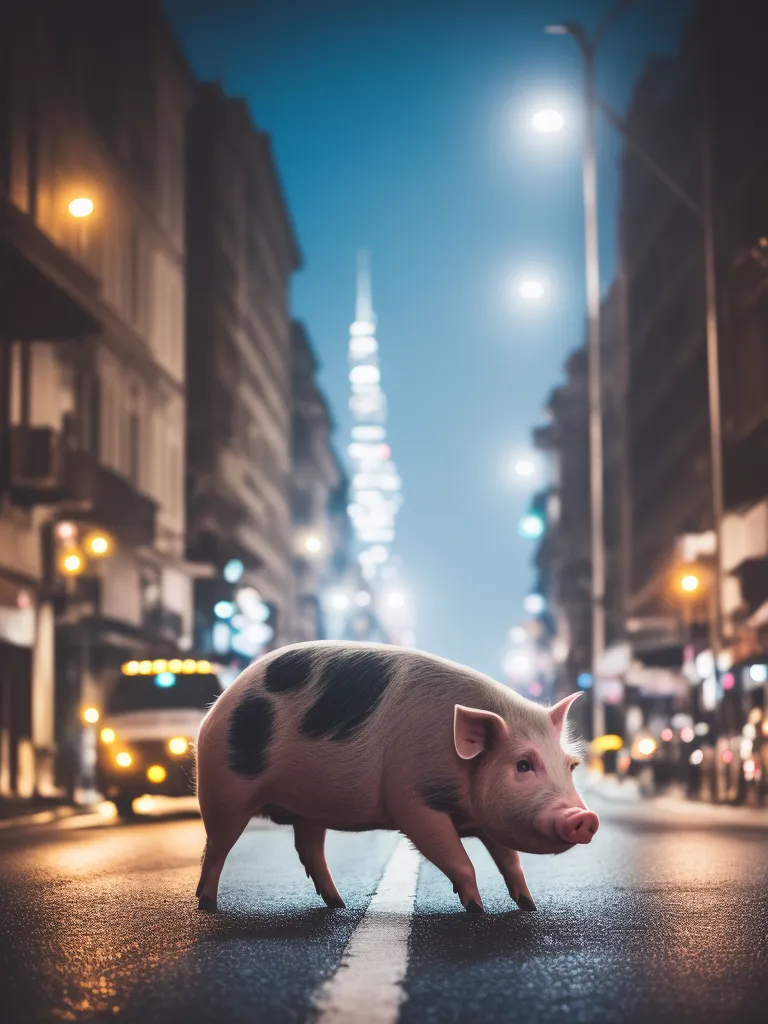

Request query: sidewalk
[
  {"left": 582, "top": 772, "right": 768, "bottom": 830},
  {"left": 0, "top": 789, "right": 103, "bottom": 831}
]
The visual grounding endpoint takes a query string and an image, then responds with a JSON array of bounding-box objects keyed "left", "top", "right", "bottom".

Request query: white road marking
[{"left": 314, "top": 836, "right": 421, "bottom": 1024}]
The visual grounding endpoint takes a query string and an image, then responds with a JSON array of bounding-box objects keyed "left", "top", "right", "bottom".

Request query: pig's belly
[
  {"left": 261, "top": 804, "right": 393, "bottom": 832},
  {"left": 258, "top": 751, "right": 395, "bottom": 831}
]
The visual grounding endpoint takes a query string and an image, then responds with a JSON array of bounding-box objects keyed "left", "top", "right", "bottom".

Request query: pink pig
[{"left": 195, "top": 641, "right": 598, "bottom": 913}]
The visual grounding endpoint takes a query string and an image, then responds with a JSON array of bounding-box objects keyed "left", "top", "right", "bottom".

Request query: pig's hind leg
[
  {"left": 396, "top": 806, "right": 484, "bottom": 913},
  {"left": 293, "top": 821, "right": 345, "bottom": 909},
  {"left": 479, "top": 836, "right": 536, "bottom": 911},
  {"left": 196, "top": 797, "right": 253, "bottom": 912}
]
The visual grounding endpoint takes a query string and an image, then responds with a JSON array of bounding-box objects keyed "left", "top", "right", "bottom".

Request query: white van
[{"left": 96, "top": 659, "right": 223, "bottom": 819}]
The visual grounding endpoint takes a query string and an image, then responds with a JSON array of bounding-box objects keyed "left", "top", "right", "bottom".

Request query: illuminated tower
[{"left": 346, "top": 252, "right": 404, "bottom": 590}]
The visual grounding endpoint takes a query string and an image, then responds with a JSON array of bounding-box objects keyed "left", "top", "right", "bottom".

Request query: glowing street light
[
  {"left": 68, "top": 197, "right": 94, "bottom": 218},
  {"left": 60, "top": 550, "right": 84, "bottom": 575},
  {"left": 531, "top": 108, "right": 564, "bottom": 134},
  {"left": 512, "top": 457, "right": 537, "bottom": 480},
  {"left": 304, "top": 534, "right": 323, "bottom": 555},
  {"left": 680, "top": 573, "right": 700, "bottom": 594},
  {"left": 518, "top": 277, "right": 545, "bottom": 301},
  {"left": 84, "top": 531, "right": 112, "bottom": 557},
  {"left": 523, "top": 593, "right": 546, "bottom": 616}
]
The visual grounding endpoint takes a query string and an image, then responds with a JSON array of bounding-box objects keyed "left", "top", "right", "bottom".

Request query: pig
[{"left": 194, "top": 640, "right": 598, "bottom": 914}]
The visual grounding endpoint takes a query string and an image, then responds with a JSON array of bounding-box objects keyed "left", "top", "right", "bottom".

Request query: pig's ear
[
  {"left": 548, "top": 692, "right": 582, "bottom": 737},
  {"left": 454, "top": 705, "right": 509, "bottom": 760}
]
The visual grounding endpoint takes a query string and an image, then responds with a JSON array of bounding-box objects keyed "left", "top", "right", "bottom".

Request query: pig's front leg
[
  {"left": 396, "top": 807, "right": 484, "bottom": 913},
  {"left": 293, "top": 820, "right": 346, "bottom": 909},
  {"left": 479, "top": 836, "right": 536, "bottom": 911}
]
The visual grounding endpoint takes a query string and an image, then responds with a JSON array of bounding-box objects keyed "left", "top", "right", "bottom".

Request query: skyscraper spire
[
  {"left": 345, "top": 252, "right": 413, "bottom": 646},
  {"left": 346, "top": 251, "right": 401, "bottom": 581},
  {"left": 355, "top": 249, "right": 375, "bottom": 326}
]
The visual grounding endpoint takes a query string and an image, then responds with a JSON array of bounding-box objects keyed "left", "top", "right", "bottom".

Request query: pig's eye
[{"left": 516, "top": 759, "right": 533, "bottom": 773}]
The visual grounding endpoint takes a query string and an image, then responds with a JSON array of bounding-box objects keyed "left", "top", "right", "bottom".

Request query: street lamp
[
  {"left": 517, "top": 276, "right": 546, "bottom": 301},
  {"left": 512, "top": 456, "right": 537, "bottom": 480},
  {"left": 67, "top": 197, "right": 94, "bottom": 218},
  {"left": 680, "top": 573, "right": 701, "bottom": 595},
  {"left": 531, "top": 108, "right": 565, "bottom": 134},
  {"left": 541, "top": 3, "right": 640, "bottom": 739}
]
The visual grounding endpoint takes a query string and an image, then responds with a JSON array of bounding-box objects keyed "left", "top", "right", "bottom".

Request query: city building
[
  {"left": 289, "top": 320, "right": 350, "bottom": 642},
  {"left": 185, "top": 83, "right": 301, "bottom": 668},
  {"left": 0, "top": 2, "right": 194, "bottom": 797},
  {"left": 619, "top": 1, "right": 768, "bottom": 744}
]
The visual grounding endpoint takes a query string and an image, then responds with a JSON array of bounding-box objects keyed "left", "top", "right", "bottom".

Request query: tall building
[
  {"left": 185, "top": 83, "right": 301, "bottom": 667},
  {"left": 0, "top": 2, "right": 194, "bottom": 797},
  {"left": 344, "top": 253, "right": 411, "bottom": 644},
  {"left": 289, "top": 320, "right": 350, "bottom": 642}
]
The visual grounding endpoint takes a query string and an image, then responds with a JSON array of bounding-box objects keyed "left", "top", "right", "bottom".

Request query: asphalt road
[{"left": 1, "top": 794, "right": 767, "bottom": 1024}]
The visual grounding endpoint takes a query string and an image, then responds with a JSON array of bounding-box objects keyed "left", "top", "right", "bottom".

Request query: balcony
[
  {"left": 0, "top": 198, "right": 101, "bottom": 340},
  {"left": 5, "top": 426, "right": 156, "bottom": 547}
]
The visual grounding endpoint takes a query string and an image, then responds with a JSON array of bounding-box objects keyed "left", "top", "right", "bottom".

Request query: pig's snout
[{"left": 556, "top": 808, "right": 599, "bottom": 845}]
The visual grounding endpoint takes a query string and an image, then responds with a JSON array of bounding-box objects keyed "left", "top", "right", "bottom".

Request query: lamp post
[{"left": 543, "top": 17, "right": 614, "bottom": 738}]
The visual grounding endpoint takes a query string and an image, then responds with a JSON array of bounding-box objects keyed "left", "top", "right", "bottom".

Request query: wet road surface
[{"left": 1, "top": 794, "right": 767, "bottom": 1023}]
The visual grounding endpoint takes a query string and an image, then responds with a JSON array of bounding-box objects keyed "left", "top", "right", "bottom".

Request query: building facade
[
  {"left": 0, "top": 2, "right": 194, "bottom": 797},
  {"left": 289, "top": 320, "right": 349, "bottom": 643},
  {"left": 185, "top": 83, "right": 301, "bottom": 666}
]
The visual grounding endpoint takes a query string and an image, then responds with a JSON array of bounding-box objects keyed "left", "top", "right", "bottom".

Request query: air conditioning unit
[{"left": 9, "top": 426, "right": 62, "bottom": 492}]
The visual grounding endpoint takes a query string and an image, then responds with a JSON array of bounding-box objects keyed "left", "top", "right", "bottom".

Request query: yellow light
[
  {"left": 123, "top": 661, "right": 140, "bottom": 676},
  {"left": 146, "top": 765, "right": 167, "bottom": 784},
  {"left": 168, "top": 737, "right": 188, "bottom": 756},
  {"left": 762, "top": 720, "right": 768, "bottom": 737},
  {"left": 115, "top": 751, "right": 133, "bottom": 768},
  {"left": 100, "top": 727, "right": 116, "bottom": 744},
  {"left": 680, "top": 574, "right": 700, "bottom": 593},
  {"left": 138, "top": 660, "right": 152, "bottom": 675},
  {"left": 592, "top": 734, "right": 623, "bottom": 754},
  {"left": 82, "top": 706, "right": 100, "bottom": 724},
  {"left": 152, "top": 659, "right": 168, "bottom": 673},
  {"left": 182, "top": 659, "right": 197, "bottom": 674},
  {"left": 68, "top": 197, "right": 94, "bottom": 218},
  {"left": 169, "top": 659, "right": 183, "bottom": 673},
  {"left": 60, "top": 550, "right": 84, "bottom": 575},
  {"left": 84, "top": 532, "right": 111, "bottom": 557},
  {"left": 637, "top": 738, "right": 657, "bottom": 757},
  {"left": 196, "top": 659, "right": 212, "bottom": 674}
]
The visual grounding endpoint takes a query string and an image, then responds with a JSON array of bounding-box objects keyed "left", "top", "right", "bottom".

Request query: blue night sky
[{"left": 166, "top": 0, "right": 690, "bottom": 680}]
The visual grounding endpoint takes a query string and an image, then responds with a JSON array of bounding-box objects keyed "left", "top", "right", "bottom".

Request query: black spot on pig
[
  {"left": 228, "top": 694, "right": 275, "bottom": 776},
  {"left": 300, "top": 649, "right": 397, "bottom": 741},
  {"left": 420, "top": 778, "right": 461, "bottom": 814},
  {"left": 264, "top": 647, "right": 315, "bottom": 693}
]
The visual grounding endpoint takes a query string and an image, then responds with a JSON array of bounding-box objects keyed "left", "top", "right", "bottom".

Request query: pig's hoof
[
  {"left": 465, "top": 899, "right": 485, "bottom": 914},
  {"left": 321, "top": 892, "right": 346, "bottom": 909},
  {"left": 515, "top": 894, "right": 537, "bottom": 912},
  {"left": 197, "top": 895, "right": 217, "bottom": 912}
]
